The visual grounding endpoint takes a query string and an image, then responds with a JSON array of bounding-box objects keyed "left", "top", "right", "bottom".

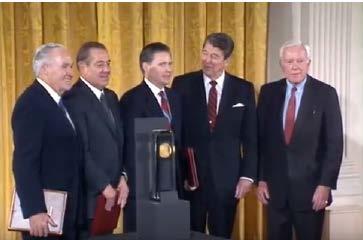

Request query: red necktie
[
  {"left": 284, "top": 87, "right": 297, "bottom": 144},
  {"left": 159, "top": 91, "right": 172, "bottom": 123},
  {"left": 208, "top": 81, "right": 217, "bottom": 131}
]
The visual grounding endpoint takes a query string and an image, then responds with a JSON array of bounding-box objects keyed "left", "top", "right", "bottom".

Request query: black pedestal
[
  {"left": 138, "top": 192, "right": 189, "bottom": 240},
  {"left": 132, "top": 118, "right": 190, "bottom": 239}
]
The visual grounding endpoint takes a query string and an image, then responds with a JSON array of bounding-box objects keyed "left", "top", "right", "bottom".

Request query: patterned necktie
[
  {"left": 58, "top": 99, "right": 75, "bottom": 130},
  {"left": 284, "top": 86, "right": 297, "bottom": 144},
  {"left": 208, "top": 80, "right": 217, "bottom": 131},
  {"left": 158, "top": 90, "right": 172, "bottom": 123},
  {"left": 100, "top": 92, "right": 115, "bottom": 127}
]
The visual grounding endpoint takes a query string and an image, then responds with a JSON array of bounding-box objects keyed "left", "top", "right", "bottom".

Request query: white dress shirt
[
  {"left": 282, "top": 78, "right": 307, "bottom": 129},
  {"left": 36, "top": 78, "right": 75, "bottom": 130},
  {"left": 81, "top": 76, "right": 103, "bottom": 100},
  {"left": 144, "top": 78, "right": 166, "bottom": 106},
  {"left": 203, "top": 72, "right": 225, "bottom": 114}
]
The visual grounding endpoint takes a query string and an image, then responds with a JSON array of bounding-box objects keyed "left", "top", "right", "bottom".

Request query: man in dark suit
[
  {"left": 119, "top": 42, "right": 183, "bottom": 232},
  {"left": 256, "top": 40, "right": 343, "bottom": 240},
  {"left": 63, "top": 42, "right": 128, "bottom": 237},
  {"left": 12, "top": 43, "right": 83, "bottom": 239},
  {"left": 172, "top": 32, "right": 258, "bottom": 238}
]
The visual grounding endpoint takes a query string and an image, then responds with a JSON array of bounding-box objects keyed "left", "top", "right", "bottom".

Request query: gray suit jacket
[{"left": 64, "top": 79, "right": 125, "bottom": 218}]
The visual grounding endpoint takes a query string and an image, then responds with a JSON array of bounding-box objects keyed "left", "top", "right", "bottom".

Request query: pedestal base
[
  {"left": 89, "top": 231, "right": 230, "bottom": 240},
  {"left": 137, "top": 191, "right": 189, "bottom": 240}
]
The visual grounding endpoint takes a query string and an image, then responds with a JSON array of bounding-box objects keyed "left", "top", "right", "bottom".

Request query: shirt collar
[
  {"left": 144, "top": 78, "right": 165, "bottom": 96},
  {"left": 203, "top": 71, "right": 225, "bottom": 89},
  {"left": 286, "top": 77, "right": 307, "bottom": 93},
  {"left": 36, "top": 78, "right": 61, "bottom": 104},
  {"left": 81, "top": 76, "right": 103, "bottom": 100}
]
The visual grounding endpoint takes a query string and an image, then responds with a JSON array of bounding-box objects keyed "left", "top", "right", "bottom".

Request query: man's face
[
  {"left": 201, "top": 42, "right": 229, "bottom": 80},
  {"left": 80, "top": 48, "right": 111, "bottom": 90},
  {"left": 280, "top": 45, "right": 310, "bottom": 84},
  {"left": 143, "top": 51, "right": 172, "bottom": 89},
  {"left": 44, "top": 48, "right": 73, "bottom": 95}
]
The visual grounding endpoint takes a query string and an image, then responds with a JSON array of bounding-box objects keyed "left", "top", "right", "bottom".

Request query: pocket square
[{"left": 232, "top": 103, "right": 245, "bottom": 108}]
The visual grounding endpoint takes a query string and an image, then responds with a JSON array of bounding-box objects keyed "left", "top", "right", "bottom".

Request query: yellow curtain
[{"left": 0, "top": 3, "right": 268, "bottom": 240}]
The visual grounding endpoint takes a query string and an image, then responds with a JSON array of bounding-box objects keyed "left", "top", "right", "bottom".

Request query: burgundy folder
[
  {"left": 185, "top": 147, "right": 199, "bottom": 190},
  {"left": 90, "top": 194, "right": 120, "bottom": 236}
]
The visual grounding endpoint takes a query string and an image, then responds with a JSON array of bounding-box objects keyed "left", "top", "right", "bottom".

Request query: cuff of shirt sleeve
[
  {"left": 239, "top": 176, "right": 254, "bottom": 183},
  {"left": 121, "top": 172, "right": 128, "bottom": 182}
]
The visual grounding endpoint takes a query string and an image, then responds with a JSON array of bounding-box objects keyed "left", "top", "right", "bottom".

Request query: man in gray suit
[{"left": 64, "top": 42, "right": 128, "bottom": 237}]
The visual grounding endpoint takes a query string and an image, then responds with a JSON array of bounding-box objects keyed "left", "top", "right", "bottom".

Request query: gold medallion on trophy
[{"left": 159, "top": 142, "right": 173, "bottom": 159}]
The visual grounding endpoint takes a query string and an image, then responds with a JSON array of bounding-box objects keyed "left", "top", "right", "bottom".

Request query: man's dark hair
[
  {"left": 203, "top": 32, "right": 234, "bottom": 59},
  {"left": 139, "top": 42, "right": 171, "bottom": 73},
  {"left": 76, "top": 41, "right": 107, "bottom": 67}
]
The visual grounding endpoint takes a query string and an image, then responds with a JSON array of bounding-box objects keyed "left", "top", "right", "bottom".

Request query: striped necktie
[
  {"left": 284, "top": 86, "right": 297, "bottom": 144},
  {"left": 158, "top": 90, "right": 172, "bottom": 123},
  {"left": 208, "top": 80, "right": 217, "bottom": 131}
]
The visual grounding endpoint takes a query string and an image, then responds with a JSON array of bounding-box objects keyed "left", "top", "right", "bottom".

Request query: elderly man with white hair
[
  {"left": 256, "top": 40, "right": 343, "bottom": 240},
  {"left": 12, "top": 43, "right": 84, "bottom": 240}
]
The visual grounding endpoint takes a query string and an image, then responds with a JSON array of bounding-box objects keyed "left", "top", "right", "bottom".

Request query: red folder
[
  {"left": 90, "top": 194, "right": 120, "bottom": 236},
  {"left": 185, "top": 147, "right": 199, "bottom": 190}
]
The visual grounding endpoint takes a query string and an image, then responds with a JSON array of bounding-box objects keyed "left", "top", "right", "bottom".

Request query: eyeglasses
[
  {"left": 282, "top": 58, "right": 309, "bottom": 66},
  {"left": 93, "top": 61, "right": 111, "bottom": 69}
]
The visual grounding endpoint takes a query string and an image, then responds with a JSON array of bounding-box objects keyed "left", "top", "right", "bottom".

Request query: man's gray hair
[
  {"left": 279, "top": 40, "right": 311, "bottom": 60},
  {"left": 32, "top": 43, "right": 65, "bottom": 77}
]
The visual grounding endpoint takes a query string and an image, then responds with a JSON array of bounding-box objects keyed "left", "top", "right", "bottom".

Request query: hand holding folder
[
  {"left": 90, "top": 193, "right": 121, "bottom": 236},
  {"left": 8, "top": 189, "right": 67, "bottom": 235}
]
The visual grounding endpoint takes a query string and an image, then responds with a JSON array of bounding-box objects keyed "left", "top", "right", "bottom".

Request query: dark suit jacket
[
  {"left": 119, "top": 81, "right": 183, "bottom": 197},
  {"left": 63, "top": 79, "right": 124, "bottom": 218},
  {"left": 12, "top": 81, "right": 83, "bottom": 231},
  {"left": 172, "top": 70, "right": 258, "bottom": 202},
  {"left": 257, "top": 75, "right": 343, "bottom": 210}
]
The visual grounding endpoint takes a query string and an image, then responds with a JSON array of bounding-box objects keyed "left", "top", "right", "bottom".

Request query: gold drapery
[{"left": 0, "top": 3, "right": 268, "bottom": 240}]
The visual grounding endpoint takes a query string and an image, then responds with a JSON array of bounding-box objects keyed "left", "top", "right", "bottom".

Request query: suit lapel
[
  {"left": 277, "top": 80, "right": 288, "bottom": 143},
  {"left": 192, "top": 72, "right": 209, "bottom": 130},
  {"left": 77, "top": 80, "right": 117, "bottom": 138},
  {"left": 35, "top": 81, "right": 76, "bottom": 135},
  {"left": 290, "top": 76, "right": 314, "bottom": 143},
  {"left": 165, "top": 88, "right": 180, "bottom": 126},
  {"left": 217, "top": 73, "right": 233, "bottom": 118},
  {"left": 104, "top": 91, "right": 121, "bottom": 132},
  {"left": 165, "top": 88, "right": 176, "bottom": 123},
  {"left": 140, "top": 82, "right": 164, "bottom": 117}
]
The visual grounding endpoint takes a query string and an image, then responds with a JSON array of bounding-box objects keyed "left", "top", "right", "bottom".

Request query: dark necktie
[
  {"left": 58, "top": 99, "right": 75, "bottom": 130},
  {"left": 100, "top": 92, "right": 115, "bottom": 127},
  {"left": 208, "top": 80, "right": 217, "bottom": 131},
  {"left": 158, "top": 90, "right": 172, "bottom": 123},
  {"left": 284, "top": 86, "right": 297, "bottom": 144}
]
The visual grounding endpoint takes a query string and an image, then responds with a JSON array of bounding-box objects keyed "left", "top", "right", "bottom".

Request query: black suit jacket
[
  {"left": 119, "top": 81, "right": 183, "bottom": 197},
  {"left": 257, "top": 75, "right": 343, "bottom": 210},
  {"left": 172, "top": 70, "right": 258, "bottom": 202},
  {"left": 12, "top": 81, "right": 83, "bottom": 230},
  {"left": 63, "top": 79, "right": 124, "bottom": 218}
]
